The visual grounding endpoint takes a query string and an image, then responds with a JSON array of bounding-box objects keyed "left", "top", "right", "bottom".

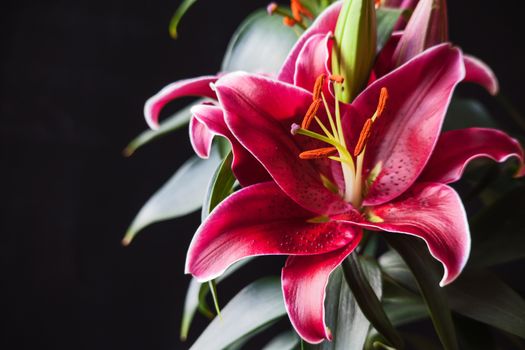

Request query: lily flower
[
  {"left": 185, "top": 42, "right": 525, "bottom": 343},
  {"left": 141, "top": 5, "right": 523, "bottom": 342},
  {"left": 143, "top": 1, "right": 497, "bottom": 187}
]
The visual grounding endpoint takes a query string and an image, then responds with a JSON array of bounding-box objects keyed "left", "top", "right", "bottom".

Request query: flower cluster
[{"left": 142, "top": 0, "right": 524, "bottom": 345}]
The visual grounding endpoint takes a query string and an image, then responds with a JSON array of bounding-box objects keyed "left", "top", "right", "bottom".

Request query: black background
[{"left": 1, "top": 1, "right": 524, "bottom": 349}]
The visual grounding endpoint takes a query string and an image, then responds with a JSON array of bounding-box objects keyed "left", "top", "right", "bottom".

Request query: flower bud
[
  {"left": 332, "top": 0, "right": 377, "bottom": 103},
  {"left": 393, "top": 0, "right": 448, "bottom": 66},
  {"left": 427, "top": 0, "right": 448, "bottom": 47}
]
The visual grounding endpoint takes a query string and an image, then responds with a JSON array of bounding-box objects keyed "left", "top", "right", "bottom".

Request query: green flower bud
[{"left": 332, "top": 0, "right": 377, "bottom": 103}]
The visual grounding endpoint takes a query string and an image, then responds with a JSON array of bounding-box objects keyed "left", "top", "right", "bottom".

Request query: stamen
[
  {"left": 354, "top": 118, "right": 372, "bottom": 157},
  {"left": 312, "top": 75, "right": 326, "bottom": 101},
  {"left": 290, "top": 0, "right": 302, "bottom": 21},
  {"left": 374, "top": 87, "right": 389, "bottom": 120},
  {"left": 283, "top": 16, "right": 297, "bottom": 27},
  {"left": 267, "top": 2, "right": 278, "bottom": 15},
  {"left": 293, "top": 126, "right": 340, "bottom": 149},
  {"left": 321, "top": 92, "right": 339, "bottom": 140},
  {"left": 290, "top": 123, "right": 301, "bottom": 135},
  {"left": 301, "top": 99, "right": 322, "bottom": 129},
  {"left": 290, "top": 0, "right": 313, "bottom": 21},
  {"left": 329, "top": 75, "right": 344, "bottom": 84},
  {"left": 314, "top": 116, "right": 334, "bottom": 139},
  {"left": 374, "top": 0, "right": 382, "bottom": 9},
  {"left": 299, "top": 147, "right": 338, "bottom": 160}
]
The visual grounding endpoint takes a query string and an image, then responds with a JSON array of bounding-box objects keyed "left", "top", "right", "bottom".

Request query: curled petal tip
[
  {"left": 144, "top": 101, "right": 160, "bottom": 130},
  {"left": 463, "top": 55, "right": 500, "bottom": 96}
]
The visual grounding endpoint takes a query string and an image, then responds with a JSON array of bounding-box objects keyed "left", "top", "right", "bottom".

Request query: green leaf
[
  {"left": 123, "top": 99, "right": 209, "bottom": 156},
  {"left": 385, "top": 235, "right": 459, "bottom": 350},
  {"left": 496, "top": 94, "right": 525, "bottom": 134},
  {"left": 122, "top": 152, "right": 221, "bottom": 245},
  {"left": 169, "top": 0, "right": 198, "bottom": 39},
  {"left": 443, "top": 98, "right": 498, "bottom": 132},
  {"left": 446, "top": 269, "right": 525, "bottom": 339},
  {"left": 381, "top": 276, "right": 427, "bottom": 327},
  {"left": 403, "top": 333, "right": 442, "bottom": 350},
  {"left": 180, "top": 278, "right": 212, "bottom": 341},
  {"left": 453, "top": 315, "right": 495, "bottom": 350},
  {"left": 180, "top": 258, "right": 253, "bottom": 341},
  {"left": 375, "top": 8, "right": 403, "bottom": 53},
  {"left": 224, "top": 322, "right": 278, "bottom": 350},
  {"left": 380, "top": 249, "right": 525, "bottom": 338},
  {"left": 366, "top": 260, "right": 428, "bottom": 350},
  {"left": 342, "top": 254, "right": 403, "bottom": 349},
  {"left": 201, "top": 151, "right": 236, "bottom": 221},
  {"left": 308, "top": 267, "right": 375, "bottom": 350},
  {"left": 189, "top": 277, "right": 287, "bottom": 350},
  {"left": 262, "top": 331, "right": 300, "bottom": 350},
  {"left": 221, "top": 10, "right": 298, "bottom": 76},
  {"left": 379, "top": 250, "right": 417, "bottom": 291},
  {"left": 469, "top": 185, "right": 525, "bottom": 268}
]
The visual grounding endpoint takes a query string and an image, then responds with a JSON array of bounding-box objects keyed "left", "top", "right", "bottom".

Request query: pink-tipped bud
[{"left": 267, "top": 2, "right": 278, "bottom": 15}]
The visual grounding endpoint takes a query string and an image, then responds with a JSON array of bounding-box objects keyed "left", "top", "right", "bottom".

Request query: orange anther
[
  {"left": 301, "top": 99, "right": 322, "bottom": 129},
  {"left": 299, "top": 147, "right": 338, "bottom": 160},
  {"left": 374, "top": 0, "right": 382, "bottom": 8},
  {"left": 312, "top": 75, "right": 326, "bottom": 101},
  {"left": 283, "top": 16, "right": 297, "bottom": 27},
  {"left": 354, "top": 118, "right": 372, "bottom": 157},
  {"left": 375, "top": 87, "right": 388, "bottom": 119},
  {"left": 291, "top": 0, "right": 313, "bottom": 21},
  {"left": 329, "top": 75, "right": 345, "bottom": 84}
]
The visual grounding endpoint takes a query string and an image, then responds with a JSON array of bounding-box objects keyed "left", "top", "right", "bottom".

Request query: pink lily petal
[
  {"left": 419, "top": 128, "right": 525, "bottom": 183},
  {"left": 351, "top": 44, "right": 465, "bottom": 206},
  {"left": 190, "top": 104, "right": 271, "bottom": 186},
  {"left": 463, "top": 55, "right": 499, "bottom": 95},
  {"left": 190, "top": 103, "right": 232, "bottom": 159},
  {"left": 427, "top": 0, "right": 448, "bottom": 47},
  {"left": 282, "top": 241, "right": 361, "bottom": 344},
  {"left": 383, "top": 0, "right": 418, "bottom": 8},
  {"left": 216, "top": 72, "right": 353, "bottom": 215},
  {"left": 189, "top": 116, "right": 214, "bottom": 159},
  {"left": 144, "top": 76, "right": 217, "bottom": 129},
  {"left": 374, "top": 31, "right": 402, "bottom": 78},
  {"left": 385, "top": 0, "right": 419, "bottom": 31},
  {"left": 392, "top": 0, "right": 448, "bottom": 67},
  {"left": 358, "top": 182, "right": 470, "bottom": 286},
  {"left": 392, "top": 0, "right": 434, "bottom": 67},
  {"left": 185, "top": 182, "right": 361, "bottom": 281},
  {"left": 294, "top": 33, "right": 332, "bottom": 92},
  {"left": 278, "top": 1, "right": 341, "bottom": 84}
]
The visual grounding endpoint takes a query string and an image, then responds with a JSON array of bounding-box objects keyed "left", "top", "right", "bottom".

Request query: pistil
[{"left": 291, "top": 74, "right": 388, "bottom": 208}]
